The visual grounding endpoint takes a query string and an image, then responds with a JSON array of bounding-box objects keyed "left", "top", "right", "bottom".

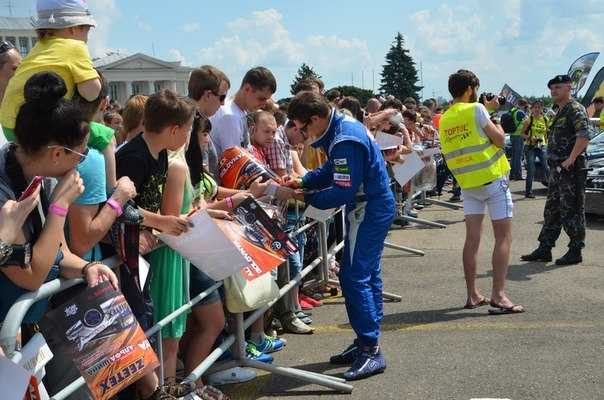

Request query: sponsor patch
[
  {"left": 333, "top": 173, "right": 351, "bottom": 181},
  {"left": 334, "top": 165, "right": 350, "bottom": 173},
  {"left": 334, "top": 158, "right": 348, "bottom": 166}
]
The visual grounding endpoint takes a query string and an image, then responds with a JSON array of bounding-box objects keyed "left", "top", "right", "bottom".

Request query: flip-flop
[
  {"left": 488, "top": 301, "right": 525, "bottom": 315},
  {"left": 464, "top": 297, "right": 490, "bottom": 309}
]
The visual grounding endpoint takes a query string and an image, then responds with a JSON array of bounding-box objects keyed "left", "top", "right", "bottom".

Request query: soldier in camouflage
[{"left": 521, "top": 75, "right": 590, "bottom": 265}]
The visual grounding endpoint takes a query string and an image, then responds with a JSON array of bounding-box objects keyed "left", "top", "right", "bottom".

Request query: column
[
  {"left": 145, "top": 80, "right": 153, "bottom": 95},
  {"left": 170, "top": 81, "right": 177, "bottom": 92},
  {"left": 125, "top": 81, "right": 132, "bottom": 99}
]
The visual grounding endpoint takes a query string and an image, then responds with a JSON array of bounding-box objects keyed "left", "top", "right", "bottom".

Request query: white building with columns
[{"left": 0, "top": 17, "right": 38, "bottom": 56}]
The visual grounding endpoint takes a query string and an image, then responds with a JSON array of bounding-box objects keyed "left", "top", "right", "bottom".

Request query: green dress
[{"left": 149, "top": 181, "right": 192, "bottom": 338}]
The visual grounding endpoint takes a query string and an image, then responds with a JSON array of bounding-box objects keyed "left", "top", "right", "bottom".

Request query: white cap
[{"left": 32, "top": 0, "right": 96, "bottom": 30}]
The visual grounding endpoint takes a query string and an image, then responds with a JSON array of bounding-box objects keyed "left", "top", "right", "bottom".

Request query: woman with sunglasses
[{"left": 0, "top": 72, "right": 117, "bottom": 336}]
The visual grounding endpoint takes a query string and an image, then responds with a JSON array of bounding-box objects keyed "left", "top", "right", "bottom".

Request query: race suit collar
[{"left": 311, "top": 108, "right": 338, "bottom": 150}]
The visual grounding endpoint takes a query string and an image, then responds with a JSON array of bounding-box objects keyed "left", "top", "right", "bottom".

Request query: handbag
[{"left": 223, "top": 268, "right": 279, "bottom": 313}]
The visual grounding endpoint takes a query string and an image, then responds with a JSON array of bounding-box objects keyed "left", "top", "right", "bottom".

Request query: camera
[{"left": 479, "top": 92, "right": 507, "bottom": 106}]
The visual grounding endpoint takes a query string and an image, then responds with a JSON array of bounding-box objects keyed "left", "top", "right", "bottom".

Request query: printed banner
[
  {"left": 41, "top": 283, "right": 158, "bottom": 400},
  {"left": 500, "top": 84, "right": 523, "bottom": 107},
  {"left": 581, "top": 66, "right": 604, "bottom": 108},
  {"left": 218, "top": 146, "right": 280, "bottom": 190},
  {"left": 567, "top": 52, "right": 600, "bottom": 96}
]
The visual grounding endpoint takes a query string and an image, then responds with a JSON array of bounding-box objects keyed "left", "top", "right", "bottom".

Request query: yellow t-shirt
[{"left": 0, "top": 37, "right": 99, "bottom": 133}]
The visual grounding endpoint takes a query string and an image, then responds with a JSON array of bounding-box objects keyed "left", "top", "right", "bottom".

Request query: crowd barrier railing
[{"left": 0, "top": 208, "right": 354, "bottom": 399}]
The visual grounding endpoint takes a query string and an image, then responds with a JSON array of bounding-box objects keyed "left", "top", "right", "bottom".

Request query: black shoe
[
  {"left": 555, "top": 248, "right": 582, "bottom": 265},
  {"left": 521, "top": 247, "right": 552, "bottom": 262},
  {"left": 449, "top": 195, "right": 461, "bottom": 202},
  {"left": 329, "top": 340, "right": 360, "bottom": 365},
  {"left": 525, "top": 192, "right": 535, "bottom": 198}
]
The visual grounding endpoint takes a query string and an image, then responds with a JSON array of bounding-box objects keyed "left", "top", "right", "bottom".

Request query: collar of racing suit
[{"left": 310, "top": 109, "right": 338, "bottom": 150}]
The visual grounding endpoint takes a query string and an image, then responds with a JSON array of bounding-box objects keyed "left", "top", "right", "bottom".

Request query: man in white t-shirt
[{"left": 210, "top": 66, "right": 276, "bottom": 158}]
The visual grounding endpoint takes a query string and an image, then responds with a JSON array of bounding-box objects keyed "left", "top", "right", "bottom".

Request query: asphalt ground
[{"left": 222, "top": 180, "right": 604, "bottom": 400}]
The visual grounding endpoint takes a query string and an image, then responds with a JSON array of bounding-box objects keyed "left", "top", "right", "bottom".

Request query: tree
[
  {"left": 379, "top": 33, "right": 422, "bottom": 100},
  {"left": 290, "top": 63, "right": 322, "bottom": 95},
  {"left": 330, "top": 85, "right": 374, "bottom": 107}
]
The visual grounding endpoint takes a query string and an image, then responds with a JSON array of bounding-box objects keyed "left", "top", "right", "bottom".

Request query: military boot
[
  {"left": 520, "top": 246, "right": 552, "bottom": 262},
  {"left": 555, "top": 248, "right": 582, "bottom": 265}
]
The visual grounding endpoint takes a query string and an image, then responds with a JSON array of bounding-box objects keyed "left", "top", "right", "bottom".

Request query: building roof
[
  {"left": 0, "top": 17, "right": 34, "bottom": 32},
  {"left": 93, "top": 52, "right": 192, "bottom": 71}
]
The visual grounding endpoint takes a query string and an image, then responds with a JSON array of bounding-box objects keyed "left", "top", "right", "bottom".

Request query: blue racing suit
[{"left": 302, "top": 110, "right": 395, "bottom": 347}]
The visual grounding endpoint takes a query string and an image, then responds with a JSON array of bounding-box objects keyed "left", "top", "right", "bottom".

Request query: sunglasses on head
[{"left": 0, "top": 41, "right": 16, "bottom": 54}]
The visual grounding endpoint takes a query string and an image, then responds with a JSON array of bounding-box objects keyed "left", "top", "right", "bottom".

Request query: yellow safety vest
[{"left": 439, "top": 102, "right": 510, "bottom": 189}]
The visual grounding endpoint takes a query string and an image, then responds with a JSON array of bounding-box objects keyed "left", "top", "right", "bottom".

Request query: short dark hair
[
  {"left": 592, "top": 96, "right": 604, "bottom": 104},
  {"left": 518, "top": 98, "right": 529, "bottom": 107},
  {"left": 72, "top": 69, "right": 107, "bottom": 121},
  {"left": 15, "top": 72, "right": 89, "bottom": 154},
  {"left": 287, "top": 91, "right": 330, "bottom": 123},
  {"left": 402, "top": 109, "right": 417, "bottom": 122},
  {"left": 294, "top": 78, "right": 324, "bottom": 95},
  {"left": 448, "top": 69, "right": 480, "bottom": 98},
  {"left": 381, "top": 98, "right": 403, "bottom": 112},
  {"left": 188, "top": 65, "right": 230, "bottom": 101},
  {"left": 144, "top": 89, "right": 196, "bottom": 133},
  {"left": 339, "top": 96, "right": 364, "bottom": 122},
  {"left": 273, "top": 109, "right": 287, "bottom": 126},
  {"left": 403, "top": 97, "right": 416, "bottom": 105},
  {"left": 325, "top": 89, "right": 341, "bottom": 102},
  {"left": 241, "top": 66, "right": 277, "bottom": 93}
]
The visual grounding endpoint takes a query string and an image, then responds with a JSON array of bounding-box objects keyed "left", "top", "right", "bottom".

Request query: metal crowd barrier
[{"left": 0, "top": 209, "right": 354, "bottom": 399}]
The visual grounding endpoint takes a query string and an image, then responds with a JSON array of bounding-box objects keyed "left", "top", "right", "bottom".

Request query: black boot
[
  {"left": 521, "top": 246, "right": 552, "bottom": 262},
  {"left": 555, "top": 248, "right": 582, "bottom": 265}
]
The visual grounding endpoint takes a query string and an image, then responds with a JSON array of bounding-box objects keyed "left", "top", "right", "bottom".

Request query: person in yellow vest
[
  {"left": 440, "top": 69, "right": 524, "bottom": 314},
  {"left": 521, "top": 101, "right": 549, "bottom": 198}
]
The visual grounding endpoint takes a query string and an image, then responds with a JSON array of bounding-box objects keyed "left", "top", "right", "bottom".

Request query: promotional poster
[
  {"left": 218, "top": 146, "right": 280, "bottom": 190},
  {"left": 567, "top": 52, "right": 599, "bottom": 96},
  {"left": 41, "top": 283, "right": 158, "bottom": 400}
]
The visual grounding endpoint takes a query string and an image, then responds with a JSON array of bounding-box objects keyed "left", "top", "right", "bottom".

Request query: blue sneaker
[
  {"left": 252, "top": 336, "right": 285, "bottom": 354},
  {"left": 329, "top": 340, "right": 359, "bottom": 365},
  {"left": 343, "top": 347, "right": 386, "bottom": 381},
  {"left": 246, "top": 341, "right": 274, "bottom": 363}
]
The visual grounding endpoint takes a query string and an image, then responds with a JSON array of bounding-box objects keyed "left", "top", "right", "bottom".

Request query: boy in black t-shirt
[{"left": 115, "top": 89, "right": 196, "bottom": 400}]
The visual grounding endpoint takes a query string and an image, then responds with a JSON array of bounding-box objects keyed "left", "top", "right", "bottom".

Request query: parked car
[{"left": 587, "top": 131, "right": 604, "bottom": 165}]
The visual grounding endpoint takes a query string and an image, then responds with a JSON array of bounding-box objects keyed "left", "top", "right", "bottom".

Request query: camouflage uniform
[{"left": 537, "top": 100, "right": 589, "bottom": 250}]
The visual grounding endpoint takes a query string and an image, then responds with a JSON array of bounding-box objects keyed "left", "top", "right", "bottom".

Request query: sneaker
[
  {"left": 280, "top": 312, "right": 314, "bottom": 334},
  {"left": 144, "top": 387, "right": 177, "bottom": 400},
  {"left": 246, "top": 341, "right": 274, "bottom": 363},
  {"left": 252, "top": 336, "right": 285, "bottom": 354},
  {"left": 555, "top": 248, "right": 582, "bottom": 265},
  {"left": 161, "top": 381, "right": 196, "bottom": 398},
  {"left": 329, "top": 340, "right": 359, "bottom": 365},
  {"left": 520, "top": 246, "right": 552, "bottom": 262},
  {"left": 405, "top": 210, "right": 418, "bottom": 218},
  {"left": 295, "top": 311, "right": 312, "bottom": 325},
  {"left": 343, "top": 347, "right": 386, "bottom": 381},
  {"left": 299, "top": 298, "right": 314, "bottom": 310},
  {"left": 449, "top": 195, "right": 461, "bottom": 202},
  {"left": 300, "top": 293, "right": 322, "bottom": 307},
  {"left": 525, "top": 192, "right": 535, "bottom": 198},
  {"left": 206, "top": 367, "right": 256, "bottom": 386}
]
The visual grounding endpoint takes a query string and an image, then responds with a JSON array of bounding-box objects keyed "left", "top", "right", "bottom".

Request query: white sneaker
[{"left": 206, "top": 366, "right": 256, "bottom": 385}]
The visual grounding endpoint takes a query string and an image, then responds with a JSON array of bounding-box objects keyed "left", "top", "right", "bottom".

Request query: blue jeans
[
  {"left": 525, "top": 145, "right": 548, "bottom": 194},
  {"left": 510, "top": 135, "right": 524, "bottom": 178}
]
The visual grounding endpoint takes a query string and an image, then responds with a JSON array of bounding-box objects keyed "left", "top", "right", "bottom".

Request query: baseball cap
[
  {"left": 32, "top": 0, "right": 96, "bottom": 30},
  {"left": 547, "top": 74, "right": 571, "bottom": 89}
]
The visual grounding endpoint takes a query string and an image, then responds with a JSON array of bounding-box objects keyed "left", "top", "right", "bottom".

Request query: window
[
  {"left": 18, "top": 37, "right": 29, "bottom": 55},
  {"left": 30, "top": 37, "right": 37, "bottom": 47},
  {"left": 6, "top": 36, "right": 16, "bottom": 46},
  {"left": 132, "top": 82, "right": 143, "bottom": 95},
  {"left": 109, "top": 82, "right": 119, "bottom": 102},
  {"left": 154, "top": 81, "right": 162, "bottom": 93}
]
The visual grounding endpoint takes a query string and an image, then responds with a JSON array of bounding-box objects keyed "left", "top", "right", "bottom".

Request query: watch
[
  {"left": 0, "top": 239, "right": 13, "bottom": 265},
  {"left": 0, "top": 243, "right": 32, "bottom": 268}
]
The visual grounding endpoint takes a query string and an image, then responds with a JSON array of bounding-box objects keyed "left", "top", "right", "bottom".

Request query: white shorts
[{"left": 461, "top": 177, "right": 513, "bottom": 220}]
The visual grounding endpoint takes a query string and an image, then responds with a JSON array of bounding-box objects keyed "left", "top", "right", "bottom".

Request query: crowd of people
[{"left": 0, "top": 1, "right": 594, "bottom": 400}]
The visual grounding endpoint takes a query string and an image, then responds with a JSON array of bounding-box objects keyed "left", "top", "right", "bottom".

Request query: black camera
[{"left": 480, "top": 92, "right": 507, "bottom": 106}]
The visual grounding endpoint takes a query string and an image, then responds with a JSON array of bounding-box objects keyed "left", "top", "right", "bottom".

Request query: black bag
[{"left": 501, "top": 109, "right": 519, "bottom": 133}]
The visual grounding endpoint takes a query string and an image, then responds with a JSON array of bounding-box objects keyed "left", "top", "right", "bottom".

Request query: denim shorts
[{"left": 190, "top": 266, "right": 222, "bottom": 306}]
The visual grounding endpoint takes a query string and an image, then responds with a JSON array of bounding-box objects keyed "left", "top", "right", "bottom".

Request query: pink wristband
[
  {"left": 226, "top": 196, "right": 234, "bottom": 209},
  {"left": 106, "top": 198, "right": 123, "bottom": 217},
  {"left": 49, "top": 203, "right": 68, "bottom": 217}
]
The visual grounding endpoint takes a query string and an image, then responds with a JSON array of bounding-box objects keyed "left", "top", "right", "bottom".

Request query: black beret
[{"left": 547, "top": 74, "right": 571, "bottom": 88}]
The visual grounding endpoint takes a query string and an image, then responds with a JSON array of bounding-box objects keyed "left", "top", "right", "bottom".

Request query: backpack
[{"left": 501, "top": 108, "right": 520, "bottom": 133}]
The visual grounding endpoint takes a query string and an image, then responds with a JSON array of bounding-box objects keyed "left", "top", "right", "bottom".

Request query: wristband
[
  {"left": 49, "top": 203, "right": 68, "bottom": 217},
  {"left": 225, "top": 196, "right": 234, "bottom": 209},
  {"left": 107, "top": 198, "right": 124, "bottom": 217},
  {"left": 82, "top": 261, "right": 103, "bottom": 278}
]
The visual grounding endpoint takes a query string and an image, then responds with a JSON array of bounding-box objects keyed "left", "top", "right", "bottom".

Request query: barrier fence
[{"left": 0, "top": 207, "right": 354, "bottom": 398}]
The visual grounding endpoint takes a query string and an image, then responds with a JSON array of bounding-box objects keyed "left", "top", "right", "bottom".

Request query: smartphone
[{"left": 18, "top": 176, "right": 43, "bottom": 201}]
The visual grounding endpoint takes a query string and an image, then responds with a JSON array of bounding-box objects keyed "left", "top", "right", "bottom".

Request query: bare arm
[
  {"left": 483, "top": 120, "right": 506, "bottom": 148},
  {"left": 161, "top": 161, "right": 187, "bottom": 217},
  {"left": 76, "top": 78, "right": 102, "bottom": 102},
  {"left": 290, "top": 150, "right": 307, "bottom": 176}
]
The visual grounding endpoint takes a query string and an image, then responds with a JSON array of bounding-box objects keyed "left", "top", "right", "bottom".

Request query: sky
[{"left": 8, "top": 0, "right": 604, "bottom": 101}]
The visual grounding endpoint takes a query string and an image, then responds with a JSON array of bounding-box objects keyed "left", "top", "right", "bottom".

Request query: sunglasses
[
  {"left": 211, "top": 91, "right": 227, "bottom": 102},
  {"left": 48, "top": 145, "right": 89, "bottom": 163},
  {"left": 0, "top": 41, "right": 15, "bottom": 54},
  {"left": 299, "top": 122, "right": 310, "bottom": 140}
]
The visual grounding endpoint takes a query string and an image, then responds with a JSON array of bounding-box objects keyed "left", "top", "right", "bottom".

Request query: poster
[
  {"left": 500, "top": 84, "right": 523, "bottom": 107},
  {"left": 567, "top": 52, "right": 599, "bottom": 96},
  {"left": 41, "top": 283, "right": 158, "bottom": 400},
  {"left": 218, "top": 146, "right": 280, "bottom": 190},
  {"left": 581, "top": 66, "right": 604, "bottom": 108},
  {"left": 392, "top": 151, "right": 426, "bottom": 187},
  {"left": 375, "top": 131, "right": 403, "bottom": 150},
  {"left": 160, "top": 198, "right": 296, "bottom": 282}
]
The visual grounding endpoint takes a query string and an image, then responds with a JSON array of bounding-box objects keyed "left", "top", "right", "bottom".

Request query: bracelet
[
  {"left": 49, "top": 203, "right": 68, "bottom": 217},
  {"left": 82, "top": 261, "right": 103, "bottom": 278},
  {"left": 106, "top": 198, "right": 123, "bottom": 217},
  {"left": 225, "top": 196, "right": 234, "bottom": 209}
]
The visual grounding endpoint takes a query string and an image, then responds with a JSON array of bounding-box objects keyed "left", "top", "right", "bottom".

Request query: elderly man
[{"left": 521, "top": 75, "right": 590, "bottom": 265}]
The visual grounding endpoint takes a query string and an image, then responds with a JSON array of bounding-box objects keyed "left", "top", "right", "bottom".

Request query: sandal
[
  {"left": 463, "top": 297, "right": 490, "bottom": 309},
  {"left": 488, "top": 301, "right": 525, "bottom": 315},
  {"left": 195, "top": 385, "right": 231, "bottom": 400}
]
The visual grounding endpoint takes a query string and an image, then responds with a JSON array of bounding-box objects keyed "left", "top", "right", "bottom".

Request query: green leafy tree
[
  {"left": 290, "top": 63, "right": 322, "bottom": 95},
  {"left": 379, "top": 33, "right": 422, "bottom": 100},
  {"left": 330, "top": 85, "right": 374, "bottom": 107}
]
